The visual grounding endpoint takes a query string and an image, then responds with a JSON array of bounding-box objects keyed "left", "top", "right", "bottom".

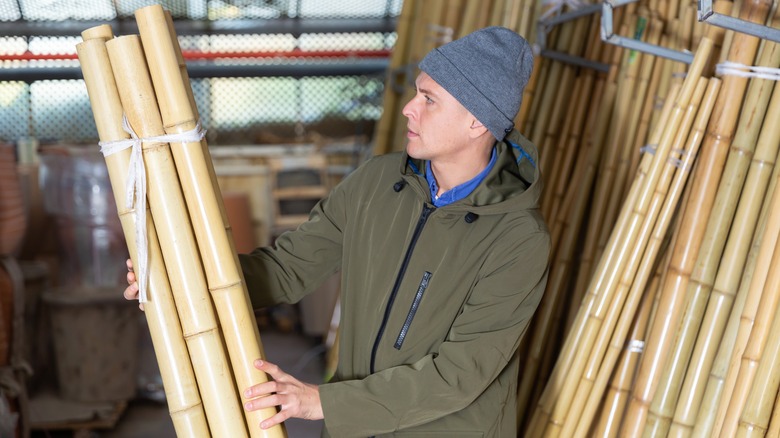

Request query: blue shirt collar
[{"left": 425, "top": 147, "right": 497, "bottom": 207}]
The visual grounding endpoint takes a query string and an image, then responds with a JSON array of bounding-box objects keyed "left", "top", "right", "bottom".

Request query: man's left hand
[{"left": 244, "top": 359, "right": 324, "bottom": 429}]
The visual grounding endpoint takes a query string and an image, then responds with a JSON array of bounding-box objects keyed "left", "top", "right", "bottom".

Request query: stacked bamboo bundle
[
  {"left": 76, "top": 5, "right": 286, "bottom": 438},
  {"left": 372, "top": 0, "right": 780, "bottom": 436}
]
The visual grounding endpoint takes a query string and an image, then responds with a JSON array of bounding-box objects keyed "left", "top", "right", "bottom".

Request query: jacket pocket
[{"left": 394, "top": 271, "right": 432, "bottom": 349}]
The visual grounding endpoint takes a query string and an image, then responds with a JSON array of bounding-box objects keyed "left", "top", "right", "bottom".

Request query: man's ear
[{"left": 469, "top": 119, "right": 490, "bottom": 139}]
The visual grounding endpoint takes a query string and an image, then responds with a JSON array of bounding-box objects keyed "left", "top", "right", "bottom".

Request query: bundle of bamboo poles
[{"left": 76, "top": 5, "right": 286, "bottom": 438}]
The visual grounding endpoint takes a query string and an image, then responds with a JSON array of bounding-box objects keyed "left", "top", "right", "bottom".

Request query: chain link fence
[{"left": 0, "top": 0, "right": 401, "bottom": 145}]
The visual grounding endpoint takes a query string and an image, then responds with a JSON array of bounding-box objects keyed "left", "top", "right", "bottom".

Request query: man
[{"left": 126, "top": 26, "right": 550, "bottom": 437}]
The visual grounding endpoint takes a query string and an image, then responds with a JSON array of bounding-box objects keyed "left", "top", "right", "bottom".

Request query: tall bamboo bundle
[
  {"left": 372, "top": 0, "right": 417, "bottom": 156},
  {"left": 104, "top": 35, "right": 249, "bottom": 437},
  {"left": 571, "top": 77, "right": 720, "bottom": 437},
  {"left": 643, "top": 2, "right": 772, "bottom": 435},
  {"left": 531, "top": 39, "right": 713, "bottom": 438},
  {"left": 621, "top": 1, "right": 770, "bottom": 434},
  {"left": 76, "top": 34, "right": 210, "bottom": 438},
  {"left": 561, "top": 76, "right": 715, "bottom": 438},
  {"left": 525, "top": 69, "right": 679, "bottom": 438},
  {"left": 668, "top": 17, "right": 780, "bottom": 436},
  {"left": 693, "top": 63, "right": 780, "bottom": 438},
  {"left": 517, "top": 65, "right": 622, "bottom": 434},
  {"left": 719, "top": 165, "right": 780, "bottom": 436},
  {"left": 133, "top": 6, "right": 284, "bottom": 436},
  {"left": 591, "top": 251, "right": 663, "bottom": 438},
  {"left": 517, "top": 52, "right": 543, "bottom": 130},
  {"left": 737, "top": 293, "right": 780, "bottom": 437}
]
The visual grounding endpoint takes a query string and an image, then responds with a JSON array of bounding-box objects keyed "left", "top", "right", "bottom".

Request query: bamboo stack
[
  {"left": 77, "top": 7, "right": 286, "bottom": 437},
  {"left": 526, "top": 38, "right": 715, "bottom": 437}
]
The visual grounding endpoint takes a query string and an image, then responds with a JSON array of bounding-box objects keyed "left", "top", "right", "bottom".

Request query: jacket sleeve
[
  {"left": 238, "top": 175, "right": 349, "bottom": 308},
  {"left": 319, "top": 227, "right": 551, "bottom": 436}
]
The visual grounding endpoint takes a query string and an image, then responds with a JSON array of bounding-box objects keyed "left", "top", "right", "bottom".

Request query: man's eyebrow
[{"left": 418, "top": 87, "right": 438, "bottom": 97}]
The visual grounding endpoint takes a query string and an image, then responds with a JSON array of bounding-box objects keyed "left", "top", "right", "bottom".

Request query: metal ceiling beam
[{"left": 0, "top": 17, "right": 398, "bottom": 37}]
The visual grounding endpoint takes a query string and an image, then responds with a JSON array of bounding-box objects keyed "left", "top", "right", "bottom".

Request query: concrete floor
[{"left": 30, "top": 326, "right": 326, "bottom": 438}]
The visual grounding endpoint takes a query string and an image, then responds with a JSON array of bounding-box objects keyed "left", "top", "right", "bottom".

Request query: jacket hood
[{"left": 399, "top": 129, "right": 543, "bottom": 215}]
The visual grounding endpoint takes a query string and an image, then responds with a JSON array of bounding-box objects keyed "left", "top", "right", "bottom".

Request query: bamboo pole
[
  {"left": 668, "top": 16, "right": 780, "bottom": 436},
  {"left": 622, "top": 2, "right": 769, "bottom": 434},
  {"left": 576, "top": 77, "right": 720, "bottom": 438},
  {"left": 623, "top": 17, "right": 665, "bottom": 199},
  {"left": 105, "top": 34, "right": 249, "bottom": 438},
  {"left": 591, "top": 254, "right": 661, "bottom": 438},
  {"left": 76, "top": 35, "right": 210, "bottom": 438},
  {"left": 768, "top": 389, "right": 780, "bottom": 438},
  {"left": 720, "top": 166, "right": 780, "bottom": 437},
  {"left": 737, "top": 295, "right": 780, "bottom": 437},
  {"left": 563, "top": 76, "right": 714, "bottom": 438},
  {"left": 693, "top": 61, "right": 780, "bottom": 438},
  {"left": 134, "top": 6, "right": 285, "bottom": 437}
]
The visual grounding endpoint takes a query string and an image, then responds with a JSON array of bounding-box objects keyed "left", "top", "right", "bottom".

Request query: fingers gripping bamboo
[
  {"left": 77, "top": 36, "right": 210, "bottom": 438},
  {"left": 133, "top": 6, "right": 284, "bottom": 437},
  {"left": 105, "top": 35, "right": 249, "bottom": 438}
]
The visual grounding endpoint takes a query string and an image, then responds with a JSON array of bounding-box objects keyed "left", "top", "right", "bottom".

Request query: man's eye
[{"left": 425, "top": 96, "right": 434, "bottom": 104}]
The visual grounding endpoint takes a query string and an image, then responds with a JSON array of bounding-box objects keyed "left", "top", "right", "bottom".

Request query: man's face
[{"left": 402, "top": 72, "right": 474, "bottom": 163}]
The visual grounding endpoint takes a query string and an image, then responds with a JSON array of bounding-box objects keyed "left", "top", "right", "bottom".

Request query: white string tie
[
  {"left": 640, "top": 143, "right": 657, "bottom": 155},
  {"left": 716, "top": 61, "right": 780, "bottom": 81},
  {"left": 98, "top": 115, "right": 206, "bottom": 303},
  {"left": 627, "top": 340, "right": 645, "bottom": 353}
]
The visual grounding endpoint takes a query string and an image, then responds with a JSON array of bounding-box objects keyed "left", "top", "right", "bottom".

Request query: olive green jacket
[{"left": 239, "top": 130, "right": 550, "bottom": 437}]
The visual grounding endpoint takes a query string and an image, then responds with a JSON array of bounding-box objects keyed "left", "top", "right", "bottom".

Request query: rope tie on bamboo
[
  {"left": 98, "top": 115, "right": 206, "bottom": 303},
  {"left": 716, "top": 61, "right": 780, "bottom": 80},
  {"left": 627, "top": 340, "right": 645, "bottom": 354},
  {"left": 639, "top": 143, "right": 657, "bottom": 155}
]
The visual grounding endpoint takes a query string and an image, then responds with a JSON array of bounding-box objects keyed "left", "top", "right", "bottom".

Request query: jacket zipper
[
  {"left": 370, "top": 204, "right": 435, "bottom": 374},
  {"left": 394, "top": 271, "right": 432, "bottom": 349}
]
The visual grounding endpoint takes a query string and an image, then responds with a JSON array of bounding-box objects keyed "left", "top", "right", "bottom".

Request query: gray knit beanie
[{"left": 419, "top": 26, "right": 534, "bottom": 141}]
